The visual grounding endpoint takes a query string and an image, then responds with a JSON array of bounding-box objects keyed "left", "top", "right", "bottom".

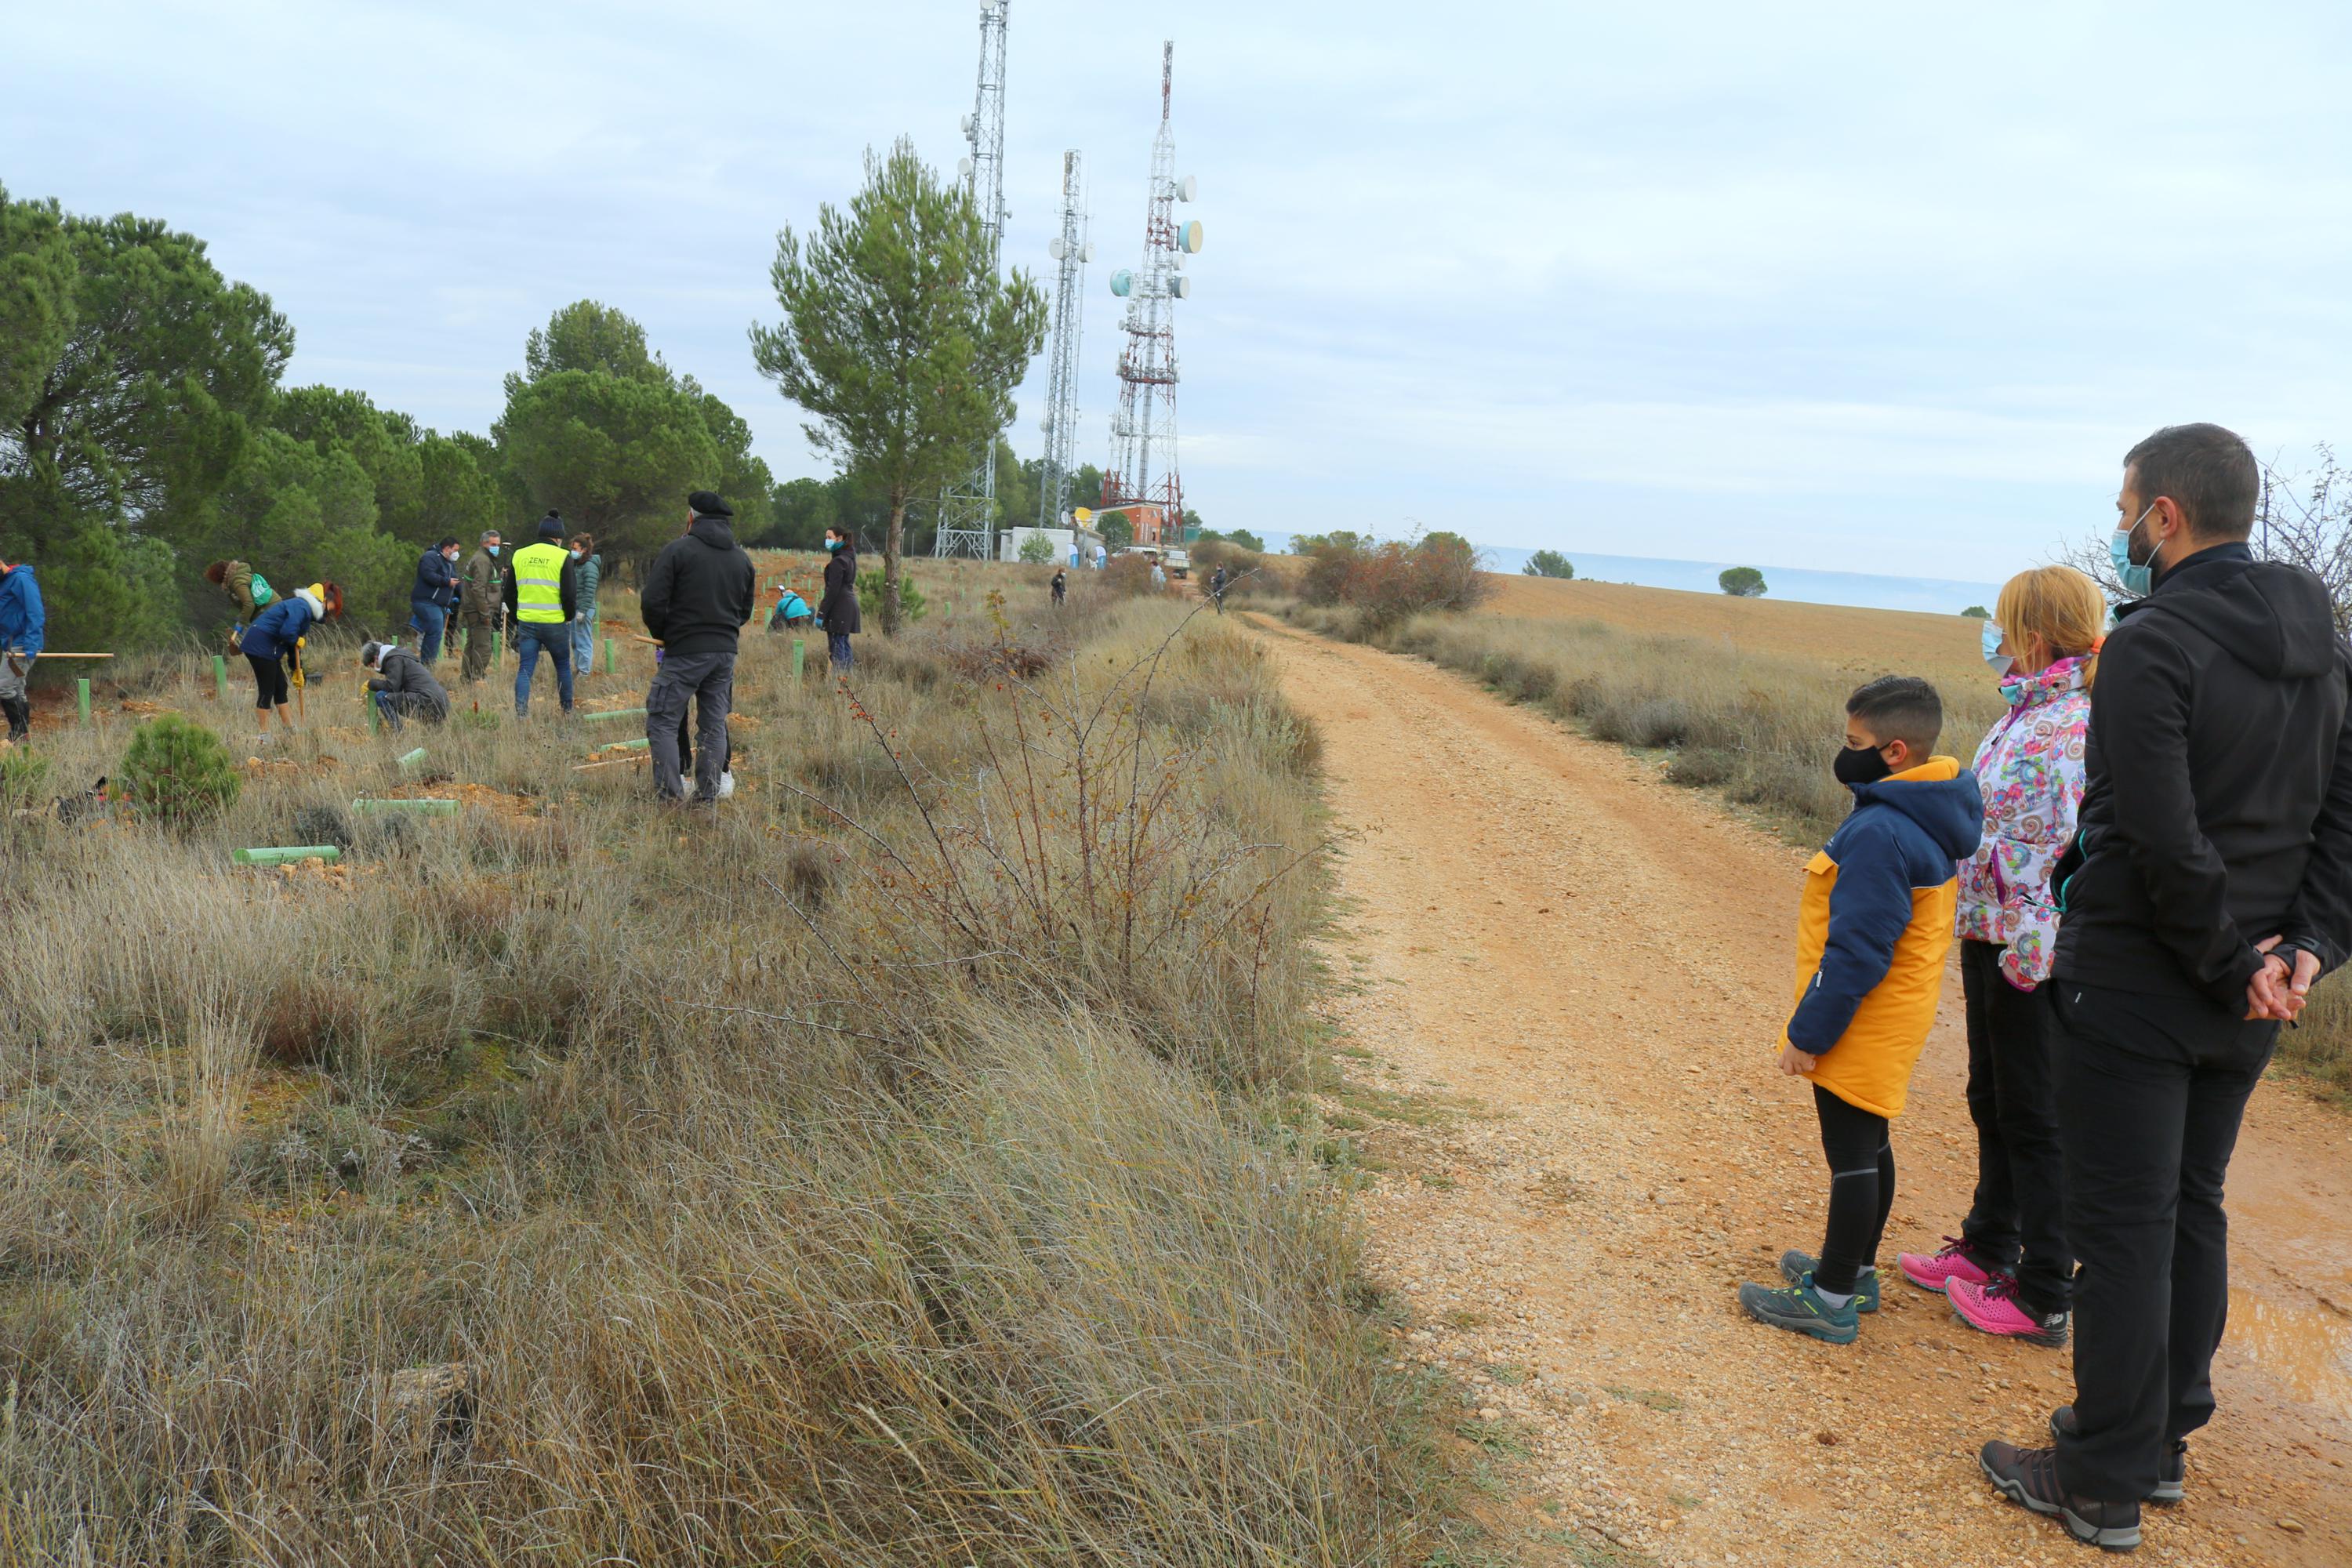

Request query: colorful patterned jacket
[{"left": 1955, "top": 655, "right": 2092, "bottom": 989}]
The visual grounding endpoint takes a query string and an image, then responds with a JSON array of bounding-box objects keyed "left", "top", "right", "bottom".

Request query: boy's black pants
[
  {"left": 1958, "top": 939, "right": 2072, "bottom": 1315},
  {"left": 1813, "top": 1083, "right": 1894, "bottom": 1294},
  {"left": 2052, "top": 979, "right": 2277, "bottom": 1504}
]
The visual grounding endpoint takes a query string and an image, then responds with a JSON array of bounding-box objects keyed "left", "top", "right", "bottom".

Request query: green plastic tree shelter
[
  {"left": 581, "top": 707, "right": 646, "bottom": 720},
  {"left": 233, "top": 845, "right": 343, "bottom": 866},
  {"left": 213, "top": 655, "right": 228, "bottom": 702},
  {"left": 793, "top": 637, "right": 804, "bottom": 680},
  {"left": 350, "top": 797, "right": 459, "bottom": 815},
  {"left": 396, "top": 748, "right": 427, "bottom": 770}
]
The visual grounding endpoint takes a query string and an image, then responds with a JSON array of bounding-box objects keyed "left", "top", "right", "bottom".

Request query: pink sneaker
[
  {"left": 1951, "top": 1275, "right": 2069, "bottom": 1347},
  {"left": 1896, "top": 1236, "right": 1994, "bottom": 1294}
]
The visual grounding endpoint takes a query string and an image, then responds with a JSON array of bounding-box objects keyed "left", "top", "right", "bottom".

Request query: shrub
[
  {"left": 118, "top": 713, "right": 241, "bottom": 826},
  {"left": 1523, "top": 549, "right": 1575, "bottom": 579},
  {"left": 1719, "top": 565, "right": 1767, "bottom": 597},
  {"left": 0, "top": 746, "right": 50, "bottom": 812},
  {"left": 1296, "top": 529, "right": 1489, "bottom": 626},
  {"left": 1018, "top": 532, "right": 1054, "bottom": 564},
  {"left": 858, "top": 567, "right": 927, "bottom": 626}
]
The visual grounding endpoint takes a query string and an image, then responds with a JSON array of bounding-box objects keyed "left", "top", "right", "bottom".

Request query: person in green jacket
[
  {"left": 569, "top": 532, "right": 601, "bottom": 676},
  {"left": 203, "top": 559, "right": 277, "bottom": 628}
]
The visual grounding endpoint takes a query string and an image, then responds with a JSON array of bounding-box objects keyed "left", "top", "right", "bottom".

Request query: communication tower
[
  {"left": 1036, "top": 151, "right": 1092, "bottom": 534},
  {"left": 933, "top": 0, "right": 1011, "bottom": 561},
  {"left": 1101, "top": 40, "right": 1202, "bottom": 548}
]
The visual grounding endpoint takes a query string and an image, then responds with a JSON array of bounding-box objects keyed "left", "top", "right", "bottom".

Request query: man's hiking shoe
[
  {"left": 1980, "top": 1441, "right": 2141, "bottom": 1552},
  {"left": 1897, "top": 1236, "right": 1996, "bottom": 1294},
  {"left": 1778, "top": 1250, "right": 1879, "bottom": 1312},
  {"left": 2050, "top": 1406, "right": 2185, "bottom": 1504},
  {"left": 1737, "top": 1273, "right": 1860, "bottom": 1344},
  {"left": 1951, "top": 1275, "right": 2069, "bottom": 1347}
]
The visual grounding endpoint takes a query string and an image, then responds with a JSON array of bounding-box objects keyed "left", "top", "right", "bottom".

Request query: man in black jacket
[
  {"left": 818, "top": 523, "right": 859, "bottom": 670},
  {"left": 643, "top": 490, "right": 756, "bottom": 802},
  {"left": 1980, "top": 423, "right": 2352, "bottom": 1552}
]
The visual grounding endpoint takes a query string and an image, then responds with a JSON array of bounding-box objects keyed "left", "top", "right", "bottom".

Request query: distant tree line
[{"left": 0, "top": 181, "right": 777, "bottom": 652}]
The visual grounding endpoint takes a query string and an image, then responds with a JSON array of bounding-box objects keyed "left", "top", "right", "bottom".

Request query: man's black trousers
[
  {"left": 1958, "top": 939, "right": 2072, "bottom": 1315},
  {"left": 2052, "top": 978, "right": 2278, "bottom": 1503}
]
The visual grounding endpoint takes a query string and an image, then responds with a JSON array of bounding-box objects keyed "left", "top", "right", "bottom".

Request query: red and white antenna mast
[{"left": 1102, "top": 40, "right": 1201, "bottom": 547}]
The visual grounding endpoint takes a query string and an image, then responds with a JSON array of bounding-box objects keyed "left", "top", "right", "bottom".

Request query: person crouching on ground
[
  {"left": 0, "top": 555, "right": 44, "bottom": 745},
  {"left": 1896, "top": 566, "right": 2103, "bottom": 1348},
  {"left": 501, "top": 511, "right": 579, "bottom": 717},
  {"left": 643, "top": 490, "right": 755, "bottom": 804},
  {"left": 768, "top": 581, "right": 815, "bottom": 633},
  {"left": 239, "top": 583, "right": 332, "bottom": 739},
  {"left": 1737, "top": 675, "right": 1982, "bottom": 1344},
  {"left": 361, "top": 640, "right": 449, "bottom": 731}
]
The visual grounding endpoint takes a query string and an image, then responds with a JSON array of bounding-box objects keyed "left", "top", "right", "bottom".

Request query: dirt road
[{"left": 1251, "top": 615, "right": 2352, "bottom": 1566}]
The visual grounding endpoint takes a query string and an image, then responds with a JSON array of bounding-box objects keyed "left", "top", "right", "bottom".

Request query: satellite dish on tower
[
  {"left": 1049, "top": 237, "right": 1066, "bottom": 260},
  {"left": 1109, "top": 268, "right": 1134, "bottom": 296},
  {"left": 1169, "top": 275, "right": 1192, "bottom": 300},
  {"left": 1178, "top": 220, "right": 1203, "bottom": 254},
  {"left": 1081, "top": 242, "right": 1094, "bottom": 262},
  {"left": 961, "top": 114, "right": 975, "bottom": 137},
  {"left": 958, "top": 156, "right": 975, "bottom": 180},
  {"left": 1177, "top": 174, "right": 1198, "bottom": 202}
]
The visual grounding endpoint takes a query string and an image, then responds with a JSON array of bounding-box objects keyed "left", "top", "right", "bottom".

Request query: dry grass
[{"left": 0, "top": 565, "right": 1446, "bottom": 1566}]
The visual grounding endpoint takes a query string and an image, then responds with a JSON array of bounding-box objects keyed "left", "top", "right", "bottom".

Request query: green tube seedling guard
[
  {"left": 582, "top": 707, "right": 645, "bottom": 720},
  {"left": 234, "top": 845, "right": 343, "bottom": 866},
  {"left": 600, "top": 739, "right": 650, "bottom": 753},
  {"left": 604, "top": 637, "right": 615, "bottom": 674},
  {"left": 351, "top": 797, "right": 459, "bottom": 815},
  {"left": 212, "top": 654, "right": 229, "bottom": 702},
  {"left": 793, "top": 637, "right": 804, "bottom": 680},
  {"left": 77, "top": 678, "right": 91, "bottom": 726},
  {"left": 396, "top": 747, "right": 427, "bottom": 770}
]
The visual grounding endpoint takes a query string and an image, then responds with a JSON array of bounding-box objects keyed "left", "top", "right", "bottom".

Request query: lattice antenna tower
[
  {"left": 1102, "top": 40, "right": 1201, "bottom": 548},
  {"left": 933, "top": 0, "right": 1011, "bottom": 560},
  {"left": 1036, "top": 150, "right": 1092, "bottom": 532}
]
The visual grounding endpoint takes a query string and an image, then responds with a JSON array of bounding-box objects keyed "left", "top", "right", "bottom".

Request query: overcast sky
[{"left": 9, "top": 1, "right": 2352, "bottom": 579}]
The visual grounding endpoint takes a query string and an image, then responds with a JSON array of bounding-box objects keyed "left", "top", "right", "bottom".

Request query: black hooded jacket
[
  {"left": 2053, "top": 543, "right": 2352, "bottom": 1003},
  {"left": 818, "top": 545, "right": 861, "bottom": 635},
  {"left": 641, "top": 516, "right": 756, "bottom": 656}
]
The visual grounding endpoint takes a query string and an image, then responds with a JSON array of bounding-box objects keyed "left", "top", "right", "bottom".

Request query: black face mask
[{"left": 1833, "top": 742, "right": 1893, "bottom": 786}]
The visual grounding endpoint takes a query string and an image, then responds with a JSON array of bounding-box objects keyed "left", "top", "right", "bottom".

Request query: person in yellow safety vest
[{"left": 499, "top": 511, "right": 580, "bottom": 717}]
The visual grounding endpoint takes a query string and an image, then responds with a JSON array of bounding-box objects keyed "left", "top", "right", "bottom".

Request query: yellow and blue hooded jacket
[{"left": 1784, "top": 757, "right": 1984, "bottom": 1119}]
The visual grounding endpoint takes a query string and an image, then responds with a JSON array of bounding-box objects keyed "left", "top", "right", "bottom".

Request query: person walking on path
[
  {"left": 410, "top": 536, "right": 461, "bottom": 664},
  {"left": 1980, "top": 423, "right": 2352, "bottom": 1553},
  {"left": 0, "top": 556, "right": 45, "bottom": 745},
  {"left": 818, "top": 523, "right": 859, "bottom": 671},
  {"left": 502, "top": 513, "right": 579, "bottom": 717},
  {"left": 569, "top": 533, "right": 601, "bottom": 676},
  {"left": 1736, "top": 676, "right": 1981, "bottom": 1346},
  {"left": 1899, "top": 566, "right": 2103, "bottom": 1348},
  {"left": 361, "top": 640, "right": 448, "bottom": 729},
  {"left": 1209, "top": 564, "right": 1229, "bottom": 614},
  {"left": 203, "top": 558, "right": 276, "bottom": 627},
  {"left": 1051, "top": 568, "right": 1067, "bottom": 608},
  {"left": 1152, "top": 559, "right": 1167, "bottom": 592},
  {"left": 643, "top": 491, "right": 755, "bottom": 803},
  {"left": 238, "top": 583, "right": 330, "bottom": 739},
  {"left": 457, "top": 530, "right": 505, "bottom": 684}
]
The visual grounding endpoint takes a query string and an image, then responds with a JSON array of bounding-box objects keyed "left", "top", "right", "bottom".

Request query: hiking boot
[
  {"left": 1980, "top": 1441, "right": 2141, "bottom": 1552},
  {"left": 1779, "top": 1250, "right": 1879, "bottom": 1312},
  {"left": 1896, "top": 1236, "right": 1996, "bottom": 1294},
  {"left": 1951, "top": 1275, "right": 2069, "bottom": 1347},
  {"left": 1737, "top": 1272, "right": 1860, "bottom": 1344},
  {"left": 2050, "top": 1406, "right": 2185, "bottom": 1504}
]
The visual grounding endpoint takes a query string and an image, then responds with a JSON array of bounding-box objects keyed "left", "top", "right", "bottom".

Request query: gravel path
[{"left": 1252, "top": 615, "right": 2352, "bottom": 1566}]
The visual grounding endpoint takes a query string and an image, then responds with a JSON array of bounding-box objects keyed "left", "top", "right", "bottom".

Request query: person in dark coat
[
  {"left": 1979, "top": 423, "right": 2352, "bottom": 1552},
  {"left": 1051, "top": 568, "right": 1067, "bottom": 608},
  {"left": 410, "top": 536, "right": 461, "bottom": 664},
  {"left": 361, "top": 640, "right": 449, "bottom": 728},
  {"left": 818, "top": 524, "right": 859, "bottom": 670},
  {"left": 642, "top": 491, "right": 756, "bottom": 803}
]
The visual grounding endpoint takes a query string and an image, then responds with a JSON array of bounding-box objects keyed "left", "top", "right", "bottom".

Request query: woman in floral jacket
[{"left": 1898, "top": 565, "right": 2105, "bottom": 1347}]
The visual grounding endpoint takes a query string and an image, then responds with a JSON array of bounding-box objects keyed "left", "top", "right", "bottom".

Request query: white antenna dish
[
  {"left": 1081, "top": 242, "right": 1094, "bottom": 263},
  {"left": 1169, "top": 275, "right": 1192, "bottom": 300},
  {"left": 1178, "top": 220, "right": 1203, "bottom": 254},
  {"left": 958, "top": 156, "right": 975, "bottom": 179},
  {"left": 1049, "top": 237, "right": 1066, "bottom": 260},
  {"left": 1109, "top": 268, "right": 1134, "bottom": 297},
  {"left": 1178, "top": 174, "right": 1198, "bottom": 202},
  {"left": 961, "top": 114, "right": 975, "bottom": 138}
]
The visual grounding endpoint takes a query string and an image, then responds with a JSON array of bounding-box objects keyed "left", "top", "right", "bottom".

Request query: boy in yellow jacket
[{"left": 1740, "top": 676, "right": 1984, "bottom": 1343}]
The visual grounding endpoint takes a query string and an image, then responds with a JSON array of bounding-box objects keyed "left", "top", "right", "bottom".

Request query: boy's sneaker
[
  {"left": 1950, "top": 1276, "right": 2069, "bottom": 1347},
  {"left": 1778, "top": 1250, "right": 1880, "bottom": 1312},
  {"left": 1737, "top": 1272, "right": 1860, "bottom": 1344},
  {"left": 1980, "top": 1442, "right": 2141, "bottom": 1552},
  {"left": 1897, "top": 1236, "right": 1996, "bottom": 1294},
  {"left": 2050, "top": 1406, "right": 2186, "bottom": 1504}
]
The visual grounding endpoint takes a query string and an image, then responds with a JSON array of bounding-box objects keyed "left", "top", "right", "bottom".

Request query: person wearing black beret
[{"left": 641, "top": 492, "right": 757, "bottom": 802}]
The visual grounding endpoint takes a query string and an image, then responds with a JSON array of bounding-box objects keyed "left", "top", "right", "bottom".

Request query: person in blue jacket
[
  {"left": 0, "top": 556, "right": 45, "bottom": 744},
  {"left": 411, "top": 536, "right": 461, "bottom": 664},
  {"left": 239, "top": 583, "right": 329, "bottom": 737}
]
